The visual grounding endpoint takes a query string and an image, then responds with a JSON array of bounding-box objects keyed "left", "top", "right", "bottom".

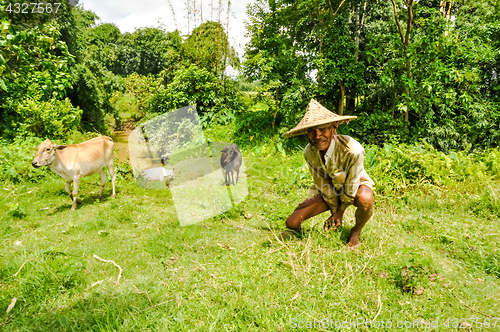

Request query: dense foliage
[
  {"left": 2, "top": 0, "right": 498, "bottom": 152},
  {"left": 243, "top": 0, "right": 500, "bottom": 151},
  {"left": 0, "top": 4, "right": 240, "bottom": 139},
  {"left": 0, "top": 137, "right": 56, "bottom": 183},
  {"left": 184, "top": 21, "right": 239, "bottom": 77},
  {"left": 147, "top": 64, "right": 243, "bottom": 126},
  {"left": 0, "top": 12, "right": 75, "bottom": 138}
]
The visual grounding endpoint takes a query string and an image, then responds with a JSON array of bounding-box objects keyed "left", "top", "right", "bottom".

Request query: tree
[
  {"left": 184, "top": 21, "right": 238, "bottom": 77},
  {"left": 243, "top": 0, "right": 312, "bottom": 128},
  {"left": 117, "top": 27, "right": 183, "bottom": 77},
  {"left": 389, "top": 0, "right": 414, "bottom": 122},
  {"left": 0, "top": 8, "right": 77, "bottom": 138},
  {"left": 243, "top": 0, "right": 500, "bottom": 149},
  {"left": 147, "top": 64, "right": 243, "bottom": 122}
]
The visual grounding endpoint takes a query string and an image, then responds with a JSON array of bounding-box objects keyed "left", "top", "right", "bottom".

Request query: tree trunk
[
  {"left": 346, "top": 95, "right": 355, "bottom": 115},
  {"left": 272, "top": 86, "right": 279, "bottom": 128},
  {"left": 390, "top": 0, "right": 414, "bottom": 122},
  {"left": 405, "top": 56, "right": 412, "bottom": 121},
  {"left": 351, "top": 2, "right": 367, "bottom": 114},
  {"left": 339, "top": 81, "right": 345, "bottom": 115}
]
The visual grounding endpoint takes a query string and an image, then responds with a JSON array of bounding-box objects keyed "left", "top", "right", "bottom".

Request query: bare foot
[{"left": 348, "top": 231, "right": 361, "bottom": 250}]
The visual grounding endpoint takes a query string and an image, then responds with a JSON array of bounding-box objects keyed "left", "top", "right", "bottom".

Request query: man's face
[{"left": 307, "top": 123, "right": 336, "bottom": 152}]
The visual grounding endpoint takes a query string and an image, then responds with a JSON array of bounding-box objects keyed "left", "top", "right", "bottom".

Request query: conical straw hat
[{"left": 283, "top": 99, "right": 357, "bottom": 138}]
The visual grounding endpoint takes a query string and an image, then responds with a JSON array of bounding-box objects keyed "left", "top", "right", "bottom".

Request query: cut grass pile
[{"left": 1, "top": 140, "right": 499, "bottom": 331}]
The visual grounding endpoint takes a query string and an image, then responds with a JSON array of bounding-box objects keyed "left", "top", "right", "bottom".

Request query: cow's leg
[
  {"left": 107, "top": 161, "right": 116, "bottom": 199},
  {"left": 236, "top": 168, "right": 240, "bottom": 184},
  {"left": 71, "top": 176, "right": 80, "bottom": 211},
  {"left": 98, "top": 169, "right": 107, "bottom": 200},
  {"left": 224, "top": 170, "right": 228, "bottom": 185},
  {"left": 65, "top": 181, "right": 72, "bottom": 198},
  {"left": 65, "top": 181, "right": 82, "bottom": 204}
]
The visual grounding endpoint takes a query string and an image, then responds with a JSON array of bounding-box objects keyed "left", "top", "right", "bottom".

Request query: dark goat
[{"left": 220, "top": 144, "right": 242, "bottom": 186}]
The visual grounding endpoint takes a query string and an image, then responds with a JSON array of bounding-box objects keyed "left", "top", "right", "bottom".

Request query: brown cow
[{"left": 32, "top": 136, "right": 116, "bottom": 211}]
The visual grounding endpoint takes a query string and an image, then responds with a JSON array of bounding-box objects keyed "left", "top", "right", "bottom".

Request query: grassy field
[{"left": 1, "top": 126, "right": 499, "bottom": 331}]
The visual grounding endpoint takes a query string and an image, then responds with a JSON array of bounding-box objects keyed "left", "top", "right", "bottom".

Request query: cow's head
[
  {"left": 222, "top": 145, "right": 239, "bottom": 165},
  {"left": 32, "top": 139, "right": 62, "bottom": 168}
]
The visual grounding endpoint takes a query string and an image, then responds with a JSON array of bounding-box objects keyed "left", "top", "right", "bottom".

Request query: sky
[{"left": 78, "top": 0, "right": 256, "bottom": 59}]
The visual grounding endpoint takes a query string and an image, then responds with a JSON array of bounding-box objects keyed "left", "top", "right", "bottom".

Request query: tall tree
[
  {"left": 389, "top": 0, "right": 414, "bottom": 121},
  {"left": 184, "top": 21, "right": 238, "bottom": 77}
]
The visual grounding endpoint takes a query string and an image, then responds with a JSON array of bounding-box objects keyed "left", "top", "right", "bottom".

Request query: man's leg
[
  {"left": 349, "top": 185, "right": 374, "bottom": 248},
  {"left": 286, "top": 194, "right": 330, "bottom": 230}
]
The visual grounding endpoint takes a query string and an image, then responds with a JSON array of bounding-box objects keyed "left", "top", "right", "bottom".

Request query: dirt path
[{"left": 111, "top": 120, "right": 137, "bottom": 162}]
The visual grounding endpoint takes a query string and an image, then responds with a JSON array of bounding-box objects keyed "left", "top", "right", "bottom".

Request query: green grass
[{"left": 1, "top": 139, "right": 500, "bottom": 331}]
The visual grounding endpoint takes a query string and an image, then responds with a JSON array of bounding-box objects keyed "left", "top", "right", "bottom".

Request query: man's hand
[{"left": 323, "top": 209, "right": 345, "bottom": 231}]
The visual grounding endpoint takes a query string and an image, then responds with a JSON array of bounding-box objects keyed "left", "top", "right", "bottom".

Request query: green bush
[
  {"left": 114, "top": 158, "right": 134, "bottom": 180},
  {"left": 69, "top": 62, "right": 122, "bottom": 133},
  {"left": 14, "top": 97, "right": 81, "bottom": 139},
  {"left": 8, "top": 203, "right": 27, "bottom": 219},
  {"left": 234, "top": 109, "right": 274, "bottom": 145},
  {"left": 147, "top": 64, "right": 243, "bottom": 126},
  {"left": 0, "top": 137, "right": 56, "bottom": 183},
  {"left": 110, "top": 73, "right": 160, "bottom": 121},
  {"left": 364, "top": 143, "right": 500, "bottom": 194},
  {"left": 341, "top": 111, "right": 410, "bottom": 145}
]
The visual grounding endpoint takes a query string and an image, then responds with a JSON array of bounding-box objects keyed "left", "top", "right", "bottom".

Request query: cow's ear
[{"left": 55, "top": 145, "right": 67, "bottom": 150}]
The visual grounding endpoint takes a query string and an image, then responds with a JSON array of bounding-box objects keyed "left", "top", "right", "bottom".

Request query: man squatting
[{"left": 284, "top": 99, "right": 375, "bottom": 249}]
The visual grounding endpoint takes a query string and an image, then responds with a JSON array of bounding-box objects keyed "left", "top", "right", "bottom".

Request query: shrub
[
  {"left": 110, "top": 73, "right": 160, "bottom": 121},
  {"left": 8, "top": 203, "right": 27, "bottom": 219},
  {"left": 234, "top": 109, "right": 274, "bottom": 145},
  {"left": 0, "top": 137, "right": 56, "bottom": 183},
  {"left": 69, "top": 62, "right": 122, "bottom": 133},
  {"left": 340, "top": 111, "right": 410, "bottom": 145},
  {"left": 147, "top": 64, "right": 243, "bottom": 126},
  {"left": 364, "top": 143, "right": 500, "bottom": 195},
  {"left": 14, "top": 97, "right": 81, "bottom": 139}
]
